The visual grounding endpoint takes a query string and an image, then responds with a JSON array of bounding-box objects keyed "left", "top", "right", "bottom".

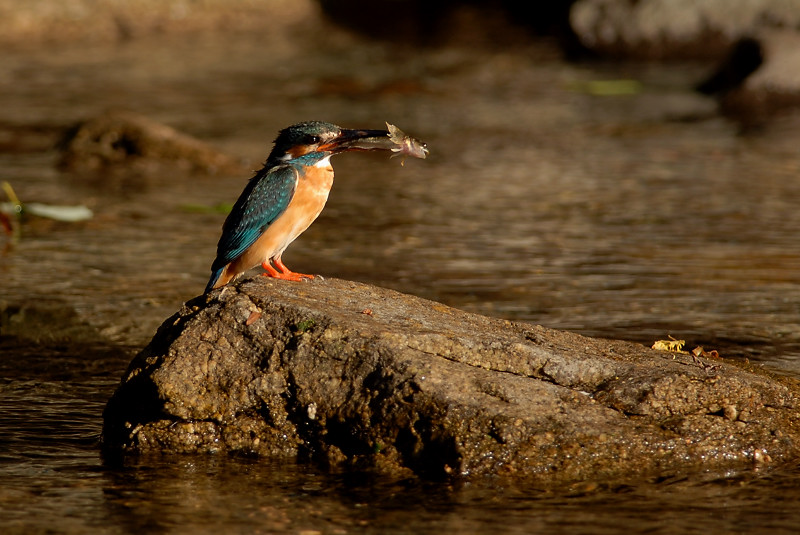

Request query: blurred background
[{"left": 3, "top": 1, "right": 800, "bottom": 532}]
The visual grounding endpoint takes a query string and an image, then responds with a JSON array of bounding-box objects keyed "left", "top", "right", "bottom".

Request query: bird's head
[{"left": 267, "top": 121, "right": 394, "bottom": 163}]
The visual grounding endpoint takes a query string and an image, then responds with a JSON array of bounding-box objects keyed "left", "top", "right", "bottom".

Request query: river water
[{"left": 3, "top": 24, "right": 800, "bottom": 533}]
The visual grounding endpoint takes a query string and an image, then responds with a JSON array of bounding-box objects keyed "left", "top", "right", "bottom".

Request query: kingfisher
[{"left": 204, "top": 121, "right": 427, "bottom": 293}]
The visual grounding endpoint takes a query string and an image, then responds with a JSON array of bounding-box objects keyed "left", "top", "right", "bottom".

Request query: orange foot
[{"left": 260, "top": 259, "right": 314, "bottom": 282}]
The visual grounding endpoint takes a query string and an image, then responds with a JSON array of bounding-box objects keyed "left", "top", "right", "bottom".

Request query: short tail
[{"left": 204, "top": 265, "right": 226, "bottom": 294}]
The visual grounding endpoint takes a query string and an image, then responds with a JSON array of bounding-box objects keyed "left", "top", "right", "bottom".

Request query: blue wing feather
[{"left": 205, "top": 163, "right": 298, "bottom": 292}]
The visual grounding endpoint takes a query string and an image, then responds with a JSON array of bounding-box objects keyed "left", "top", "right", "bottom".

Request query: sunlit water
[{"left": 3, "top": 25, "right": 800, "bottom": 533}]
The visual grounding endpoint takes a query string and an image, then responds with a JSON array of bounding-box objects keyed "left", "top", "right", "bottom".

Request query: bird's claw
[{"left": 260, "top": 271, "right": 314, "bottom": 282}]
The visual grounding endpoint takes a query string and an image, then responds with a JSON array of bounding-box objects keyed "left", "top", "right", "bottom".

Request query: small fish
[
  {"left": 386, "top": 122, "right": 428, "bottom": 165},
  {"left": 338, "top": 123, "right": 428, "bottom": 164}
]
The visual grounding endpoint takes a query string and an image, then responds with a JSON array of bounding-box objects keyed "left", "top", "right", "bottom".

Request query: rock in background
[
  {"left": 569, "top": 0, "right": 800, "bottom": 122},
  {"left": 58, "top": 111, "right": 245, "bottom": 175},
  {"left": 570, "top": 0, "right": 800, "bottom": 59},
  {"left": 709, "top": 30, "right": 800, "bottom": 123}
]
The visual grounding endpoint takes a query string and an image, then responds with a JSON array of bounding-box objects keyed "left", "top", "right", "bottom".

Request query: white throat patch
[{"left": 315, "top": 155, "right": 333, "bottom": 168}]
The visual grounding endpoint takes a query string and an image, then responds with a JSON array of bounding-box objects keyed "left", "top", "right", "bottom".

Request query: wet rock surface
[{"left": 103, "top": 277, "right": 800, "bottom": 482}]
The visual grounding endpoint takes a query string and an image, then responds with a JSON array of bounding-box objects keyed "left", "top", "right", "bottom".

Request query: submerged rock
[{"left": 103, "top": 277, "right": 800, "bottom": 482}]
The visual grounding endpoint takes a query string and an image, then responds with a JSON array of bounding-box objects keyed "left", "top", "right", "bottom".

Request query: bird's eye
[{"left": 305, "top": 135, "right": 321, "bottom": 145}]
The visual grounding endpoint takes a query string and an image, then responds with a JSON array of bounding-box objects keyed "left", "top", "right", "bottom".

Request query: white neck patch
[{"left": 315, "top": 155, "right": 333, "bottom": 168}]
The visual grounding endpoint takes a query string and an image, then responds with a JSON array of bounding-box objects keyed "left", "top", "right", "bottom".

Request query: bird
[{"left": 204, "top": 121, "right": 422, "bottom": 293}]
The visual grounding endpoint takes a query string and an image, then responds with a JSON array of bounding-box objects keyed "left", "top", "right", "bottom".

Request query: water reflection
[{"left": 9, "top": 440, "right": 800, "bottom": 534}]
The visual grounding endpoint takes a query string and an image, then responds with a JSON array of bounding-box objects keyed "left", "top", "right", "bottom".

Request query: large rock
[{"left": 103, "top": 277, "right": 800, "bottom": 482}]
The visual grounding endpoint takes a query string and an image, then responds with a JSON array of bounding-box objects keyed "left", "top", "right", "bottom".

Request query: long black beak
[{"left": 320, "top": 128, "right": 394, "bottom": 153}]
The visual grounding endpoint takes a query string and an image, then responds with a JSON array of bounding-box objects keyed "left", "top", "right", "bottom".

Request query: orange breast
[{"left": 231, "top": 162, "right": 334, "bottom": 273}]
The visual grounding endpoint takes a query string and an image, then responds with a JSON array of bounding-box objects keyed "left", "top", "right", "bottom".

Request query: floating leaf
[
  {"left": 1, "top": 181, "right": 92, "bottom": 222},
  {"left": 24, "top": 202, "right": 93, "bottom": 222},
  {"left": 180, "top": 202, "right": 234, "bottom": 214}
]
